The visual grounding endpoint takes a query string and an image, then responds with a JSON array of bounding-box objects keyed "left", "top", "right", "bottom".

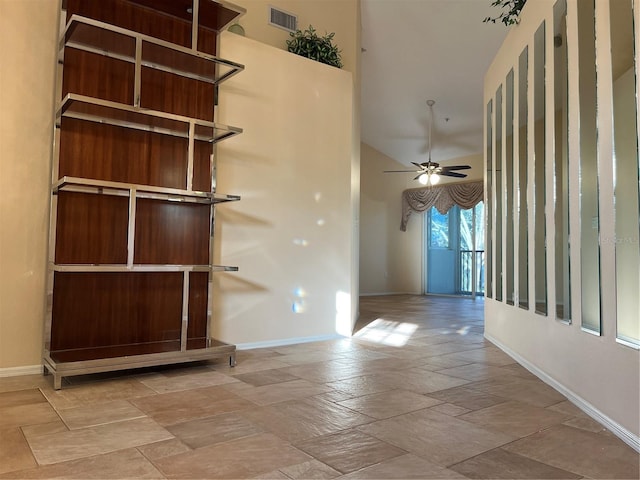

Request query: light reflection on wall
[
  {"left": 292, "top": 287, "right": 307, "bottom": 313},
  {"left": 335, "top": 291, "right": 352, "bottom": 336}
]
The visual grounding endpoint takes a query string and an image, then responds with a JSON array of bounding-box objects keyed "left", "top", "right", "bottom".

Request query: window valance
[{"left": 401, "top": 181, "right": 484, "bottom": 231}]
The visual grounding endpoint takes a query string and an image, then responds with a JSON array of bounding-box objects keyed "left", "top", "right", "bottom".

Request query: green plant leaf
[{"left": 285, "top": 24, "right": 343, "bottom": 69}]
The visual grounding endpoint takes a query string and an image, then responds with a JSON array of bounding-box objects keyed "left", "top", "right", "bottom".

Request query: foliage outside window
[
  {"left": 483, "top": 0, "right": 528, "bottom": 26},
  {"left": 430, "top": 209, "right": 450, "bottom": 248}
]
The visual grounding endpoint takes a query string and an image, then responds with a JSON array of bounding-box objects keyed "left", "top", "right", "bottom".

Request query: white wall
[
  {"left": 216, "top": 32, "right": 355, "bottom": 346},
  {"left": 484, "top": 0, "right": 640, "bottom": 445},
  {"left": 0, "top": 0, "right": 59, "bottom": 372}
]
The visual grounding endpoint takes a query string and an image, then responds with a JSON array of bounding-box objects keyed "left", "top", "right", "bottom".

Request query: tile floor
[{"left": 1, "top": 295, "right": 638, "bottom": 479}]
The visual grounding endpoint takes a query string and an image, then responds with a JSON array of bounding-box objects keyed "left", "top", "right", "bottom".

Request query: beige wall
[
  {"left": 359, "top": 143, "right": 483, "bottom": 295},
  {"left": 0, "top": 0, "right": 59, "bottom": 371},
  {"left": 227, "top": 0, "right": 360, "bottom": 79},
  {"left": 216, "top": 32, "right": 355, "bottom": 345},
  {"left": 484, "top": 0, "right": 640, "bottom": 444},
  {"left": 359, "top": 143, "right": 421, "bottom": 295}
]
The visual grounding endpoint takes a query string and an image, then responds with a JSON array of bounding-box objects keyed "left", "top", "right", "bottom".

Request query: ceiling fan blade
[
  {"left": 441, "top": 165, "right": 472, "bottom": 171},
  {"left": 411, "top": 162, "right": 424, "bottom": 169},
  {"left": 384, "top": 170, "right": 420, "bottom": 173},
  {"left": 441, "top": 171, "right": 468, "bottom": 178}
]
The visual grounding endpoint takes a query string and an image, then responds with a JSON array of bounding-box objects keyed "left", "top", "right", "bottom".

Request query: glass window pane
[
  {"left": 534, "top": 21, "right": 548, "bottom": 316},
  {"left": 612, "top": 0, "right": 640, "bottom": 346},
  {"left": 430, "top": 208, "right": 450, "bottom": 248}
]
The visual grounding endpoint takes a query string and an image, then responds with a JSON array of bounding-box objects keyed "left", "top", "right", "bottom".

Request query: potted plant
[{"left": 286, "top": 25, "right": 343, "bottom": 69}]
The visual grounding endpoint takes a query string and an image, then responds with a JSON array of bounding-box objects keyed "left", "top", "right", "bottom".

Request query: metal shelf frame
[
  {"left": 43, "top": 0, "right": 245, "bottom": 389},
  {"left": 61, "top": 14, "right": 245, "bottom": 86}
]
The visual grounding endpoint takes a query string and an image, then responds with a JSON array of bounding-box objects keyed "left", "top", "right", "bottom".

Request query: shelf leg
[
  {"left": 229, "top": 353, "right": 236, "bottom": 367},
  {"left": 42, "top": 365, "right": 50, "bottom": 376},
  {"left": 53, "top": 374, "right": 62, "bottom": 390}
]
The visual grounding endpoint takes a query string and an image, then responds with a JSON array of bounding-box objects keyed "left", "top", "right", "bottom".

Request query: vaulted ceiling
[{"left": 360, "top": 0, "right": 510, "bottom": 167}]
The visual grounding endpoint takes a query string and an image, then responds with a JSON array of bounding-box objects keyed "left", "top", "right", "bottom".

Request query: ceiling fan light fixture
[
  {"left": 418, "top": 172, "right": 440, "bottom": 185},
  {"left": 383, "top": 99, "right": 470, "bottom": 182}
]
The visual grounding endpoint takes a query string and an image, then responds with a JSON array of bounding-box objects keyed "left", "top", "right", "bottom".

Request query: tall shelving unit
[{"left": 43, "top": 0, "right": 245, "bottom": 389}]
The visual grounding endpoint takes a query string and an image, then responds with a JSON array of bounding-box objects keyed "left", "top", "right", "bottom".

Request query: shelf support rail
[
  {"left": 127, "top": 188, "right": 137, "bottom": 268},
  {"left": 134, "top": 38, "right": 142, "bottom": 107},
  {"left": 181, "top": 271, "right": 190, "bottom": 351}
]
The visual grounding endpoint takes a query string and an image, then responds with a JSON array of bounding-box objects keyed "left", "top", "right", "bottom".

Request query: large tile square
[
  {"left": 0, "top": 448, "right": 163, "bottom": 479},
  {"left": 131, "top": 386, "right": 254, "bottom": 426},
  {"left": 358, "top": 407, "right": 515, "bottom": 466},
  {"left": 0, "top": 427, "right": 37, "bottom": 475},
  {"left": 295, "top": 429, "right": 406, "bottom": 473},
  {"left": 40, "top": 379, "right": 156, "bottom": 410},
  {"left": 0, "top": 402, "right": 60, "bottom": 429},
  {"left": 154, "top": 433, "right": 311, "bottom": 479},
  {"left": 337, "top": 389, "right": 442, "bottom": 419},
  {"left": 428, "top": 384, "right": 509, "bottom": 411},
  {"left": 469, "top": 378, "right": 567, "bottom": 407},
  {"left": 139, "top": 370, "right": 238, "bottom": 393},
  {"left": 232, "top": 369, "right": 301, "bottom": 386},
  {"left": 277, "top": 459, "right": 341, "bottom": 479},
  {"left": 449, "top": 447, "right": 582, "bottom": 479},
  {"left": 0, "top": 389, "right": 47, "bottom": 408},
  {"left": 458, "top": 400, "right": 572, "bottom": 437},
  {"left": 340, "top": 453, "right": 467, "bottom": 479},
  {"left": 25, "top": 417, "right": 173, "bottom": 465},
  {"left": 239, "top": 397, "right": 374, "bottom": 443},
  {"left": 57, "top": 400, "right": 146, "bottom": 430},
  {"left": 503, "top": 424, "right": 640, "bottom": 479},
  {"left": 223, "top": 379, "right": 332, "bottom": 406},
  {"left": 167, "top": 412, "right": 263, "bottom": 448}
]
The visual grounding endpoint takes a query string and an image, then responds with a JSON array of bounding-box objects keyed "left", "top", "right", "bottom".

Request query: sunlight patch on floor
[
  {"left": 354, "top": 318, "right": 418, "bottom": 347},
  {"left": 456, "top": 325, "right": 471, "bottom": 335}
]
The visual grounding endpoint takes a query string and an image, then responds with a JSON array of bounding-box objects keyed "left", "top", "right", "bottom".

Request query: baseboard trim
[
  {"left": 236, "top": 333, "right": 346, "bottom": 350},
  {"left": 0, "top": 364, "right": 43, "bottom": 378},
  {"left": 485, "top": 332, "right": 640, "bottom": 453}
]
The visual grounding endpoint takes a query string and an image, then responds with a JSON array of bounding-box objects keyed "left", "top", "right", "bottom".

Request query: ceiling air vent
[{"left": 269, "top": 6, "right": 297, "bottom": 33}]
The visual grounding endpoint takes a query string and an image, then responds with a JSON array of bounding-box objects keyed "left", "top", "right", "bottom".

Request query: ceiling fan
[{"left": 384, "top": 100, "right": 471, "bottom": 185}]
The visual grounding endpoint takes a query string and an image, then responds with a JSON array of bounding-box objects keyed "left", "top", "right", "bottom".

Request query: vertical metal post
[
  {"left": 181, "top": 271, "right": 190, "bottom": 351},
  {"left": 127, "top": 189, "right": 137, "bottom": 268},
  {"left": 191, "top": 0, "right": 200, "bottom": 51},
  {"left": 134, "top": 38, "right": 142, "bottom": 107},
  {"left": 187, "top": 122, "right": 195, "bottom": 190}
]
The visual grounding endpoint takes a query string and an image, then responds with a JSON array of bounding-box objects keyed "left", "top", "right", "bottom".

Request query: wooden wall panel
[
  {"left": 197, "top": 28, "right": 217, "bottom": 55},
  {"left": 192, "top": 140, "right": 212, "bottom": 192},
  {"left": 140, "top": 68, "right": 214, "bottom": 121},
  {"left": 134, "top": 200, "right": 210, "bottom": 264},
  {"left": 59, "top": 118, "right": 188, "bottom": 189},
  {"left": 187, "top": 271, "right": 208, "bottom": 348},
  {"left": 51, "top": 272, "right": 183, "bottom": 355},
  {"left": 55, "top": 192, "right": 129, "bottom": 264},
  {"left": 62, "top": 49, "right": 134, "bottom": 105},
  {"left": 65, "top": 0, "right": 194, "bottom": 50}
]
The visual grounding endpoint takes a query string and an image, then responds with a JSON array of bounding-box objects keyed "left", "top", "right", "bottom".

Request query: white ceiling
[{"left": 360, "top": 0, "right": 510, "bottom": 167}]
